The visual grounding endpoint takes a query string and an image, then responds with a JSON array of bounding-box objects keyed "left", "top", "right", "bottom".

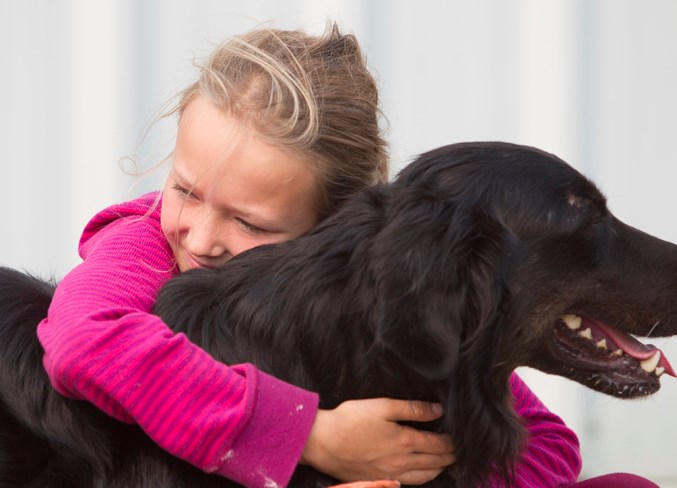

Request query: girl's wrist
[{"left": 299, "top": 408, "right": 328, "bottom": 467}]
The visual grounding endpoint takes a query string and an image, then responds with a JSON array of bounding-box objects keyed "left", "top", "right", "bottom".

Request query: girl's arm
[
  {"left": 37, "top": 197, "right": 454, "bottom": 487},
  {"left": 38, "top": 204, "right": 318, "bottom": 487},
  {"left": 500, "top": 373, "right": 583, "bottom": 487}
]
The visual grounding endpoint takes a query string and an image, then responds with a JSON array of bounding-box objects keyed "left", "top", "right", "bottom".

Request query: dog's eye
[
  {"left": 559, "top": 203, "right": 606, "bottom": 236},
  {"left": 567, "top": 194, "right": 588, "bottom": 208}
]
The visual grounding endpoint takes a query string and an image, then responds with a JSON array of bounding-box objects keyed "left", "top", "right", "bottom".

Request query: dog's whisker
[{"left": 646, "top": 320, "right": 661, "bottom": 338}]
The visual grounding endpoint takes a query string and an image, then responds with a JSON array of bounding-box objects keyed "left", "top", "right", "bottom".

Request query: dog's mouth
[{"left": 551, "top": 314, "right": 675, "bottom": 398}]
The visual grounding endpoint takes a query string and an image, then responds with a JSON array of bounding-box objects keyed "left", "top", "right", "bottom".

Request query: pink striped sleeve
[
  {"left": 492, "top": 373, "right": 582, "bottom": 487},
  {"left": 37, "top": 196, "right": 318, "bottom": 487}
]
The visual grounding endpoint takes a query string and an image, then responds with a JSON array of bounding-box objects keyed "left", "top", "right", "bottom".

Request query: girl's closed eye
[
  {"left": 236, "top": 218, "right": 268, "bottom": 235},
  {"left": 172, "top": 183, "right": 196, "bottom": 200}
]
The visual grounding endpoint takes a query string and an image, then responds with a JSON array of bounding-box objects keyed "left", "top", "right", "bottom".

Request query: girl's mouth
[{"left": 184, "top": 251, "right": 216, "bottom": 271}]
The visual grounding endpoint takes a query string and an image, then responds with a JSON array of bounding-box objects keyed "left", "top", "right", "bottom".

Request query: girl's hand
[{"left": 300, "top": 398, "right": 455, "bottom": 485}]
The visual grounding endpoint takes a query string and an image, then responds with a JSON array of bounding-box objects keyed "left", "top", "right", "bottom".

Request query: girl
[{"left": 37, "top": 23, "right": 581, "bottom": 487}]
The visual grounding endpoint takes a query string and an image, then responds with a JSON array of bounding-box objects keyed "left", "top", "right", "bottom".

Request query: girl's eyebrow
[
  {"left": 170, "top": 167, "right": 191, "bottom": 185},
  {"left": 170, "top": 167, "right": 201, "bottom": 195}
]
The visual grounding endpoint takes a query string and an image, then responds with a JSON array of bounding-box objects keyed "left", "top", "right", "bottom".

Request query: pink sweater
[{"left": 37, "top": 193, "right": 581, "bottom": 487}]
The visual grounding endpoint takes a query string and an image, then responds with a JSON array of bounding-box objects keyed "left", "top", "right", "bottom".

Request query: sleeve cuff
[{"left": 214, "top": 364, "right": 320, "bottom": 487}]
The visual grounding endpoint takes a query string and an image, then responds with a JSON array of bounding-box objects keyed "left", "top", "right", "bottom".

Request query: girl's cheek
[{"left": 160, "top": 204, "right": 182, "bottom": 242}]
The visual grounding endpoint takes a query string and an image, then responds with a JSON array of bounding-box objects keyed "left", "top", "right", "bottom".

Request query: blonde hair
[{"left": 171, "top": 22, "right": 388, "bottom": 220}]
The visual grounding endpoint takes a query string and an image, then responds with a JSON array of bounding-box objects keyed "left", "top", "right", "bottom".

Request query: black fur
[{"left": 3, "top": 141, "right": 677, "bottom": 487}]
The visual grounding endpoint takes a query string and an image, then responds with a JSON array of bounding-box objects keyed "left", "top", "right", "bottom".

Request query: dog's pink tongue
[{"left": 587, "top": 318, "right": 676, "bottom": 377}]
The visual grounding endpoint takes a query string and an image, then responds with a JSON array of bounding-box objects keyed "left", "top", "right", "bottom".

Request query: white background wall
[{"left": 2, "top": 0, "right": 677, "bottom": 484}]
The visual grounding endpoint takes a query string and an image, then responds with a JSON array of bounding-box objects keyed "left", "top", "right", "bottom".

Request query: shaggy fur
[{"left": 2, "top": 142, "right": 677, "bottom": 487}]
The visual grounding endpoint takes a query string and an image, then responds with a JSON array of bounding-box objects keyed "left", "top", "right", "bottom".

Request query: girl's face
[{"left": 161, "top": 95, "right": 320, "bottom": 272}]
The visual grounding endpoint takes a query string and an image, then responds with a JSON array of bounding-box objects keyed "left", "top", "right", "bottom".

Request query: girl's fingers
[
  {"left": 397, "top": 468, "right": 448, "bottom": 486},
  {"left": 379, "top": 451, "right": 455, "bottom": 475},
  {"left": 359, "top": 398, "right": 456, "bottom": 455},
  {"left": 329, "top": 452, "right": 453, "bottom": 487},
  {"left": 403, "top": 425, "right": 456, "bottom": 455},
  {"left": 378, "top": 398, "right": 445, "bottom": 423}
]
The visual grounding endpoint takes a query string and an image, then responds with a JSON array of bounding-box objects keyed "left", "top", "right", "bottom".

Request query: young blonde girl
[{"left": 37, "top": 23, "right": 580, "bottom": 487}]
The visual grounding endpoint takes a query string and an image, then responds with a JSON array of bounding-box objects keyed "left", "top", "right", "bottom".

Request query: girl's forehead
[
  {"left": 172, "top": 95, "right": 320, "bottom": 225},
  {"left": 176, "top": 95, "right": 314, "bottom": 177}
]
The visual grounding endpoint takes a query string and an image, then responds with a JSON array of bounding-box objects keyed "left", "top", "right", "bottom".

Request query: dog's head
[
  {"left": 379, "top": 141, "right": 677, "bottom": 397},
  {"left": 373, "top": 141, "right": 677, "bottom": 484}
]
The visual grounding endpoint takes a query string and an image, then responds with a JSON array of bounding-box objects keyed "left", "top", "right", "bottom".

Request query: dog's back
[
  {"left": 0, "top": 268, "right": 111, "bottom": 487},
  {"left": 0, "top": 268, "right": 53, "bottom": 485},
  {"left": 0, "top": 267, "right": 230, "bottom": 488}
]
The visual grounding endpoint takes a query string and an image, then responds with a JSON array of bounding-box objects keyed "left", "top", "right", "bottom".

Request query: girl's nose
[{"left": 185, "top": 213, "right": 227, "bottom": 259}]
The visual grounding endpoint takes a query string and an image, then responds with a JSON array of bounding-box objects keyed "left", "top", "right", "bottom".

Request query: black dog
[{"left": 2, "top": 142, "right": 676, "bottom": 487}]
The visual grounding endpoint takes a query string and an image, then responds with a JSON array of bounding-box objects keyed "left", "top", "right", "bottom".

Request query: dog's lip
[
  {"left": 585, "top": 318, "right": 654, "bottom": 358},
  {"left": 558, "top": 315, "right": 676, "bottom": 378},
  {"left": 582, "top": 317, "right": 675, "bottom": 377},
  {"left": 550, "top": 318, "right": 664, "bottom": 397}
]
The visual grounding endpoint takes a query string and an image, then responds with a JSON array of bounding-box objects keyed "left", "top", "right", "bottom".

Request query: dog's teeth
[
  {"left": 612, "top": 349, "right": 624, "bottom": 356},
  {"left": 562, "top": 314, "right": 582, "bottom": 330},
  {"left": 656, "top": 367, "right": 666, "bottom": 377},
  {"left": 640, "top": 351, "right": 661, "bottom": 373},
  {"left": 596, "top": 339, "right": 608, "bottom": 349},
  {"left": 579, "top": 328, "right": 593, "bottom": 340}
]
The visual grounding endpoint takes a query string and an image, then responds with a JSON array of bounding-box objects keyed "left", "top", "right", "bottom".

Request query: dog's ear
[
  {"left": 372, "top": 192, "right": 515, "bottom": 381},
  {"left": 372, "top": 194, "right": 524, "bottom": 485},
  {"left": 374, "top": 196, "right": 524, "bottom": 486}
]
